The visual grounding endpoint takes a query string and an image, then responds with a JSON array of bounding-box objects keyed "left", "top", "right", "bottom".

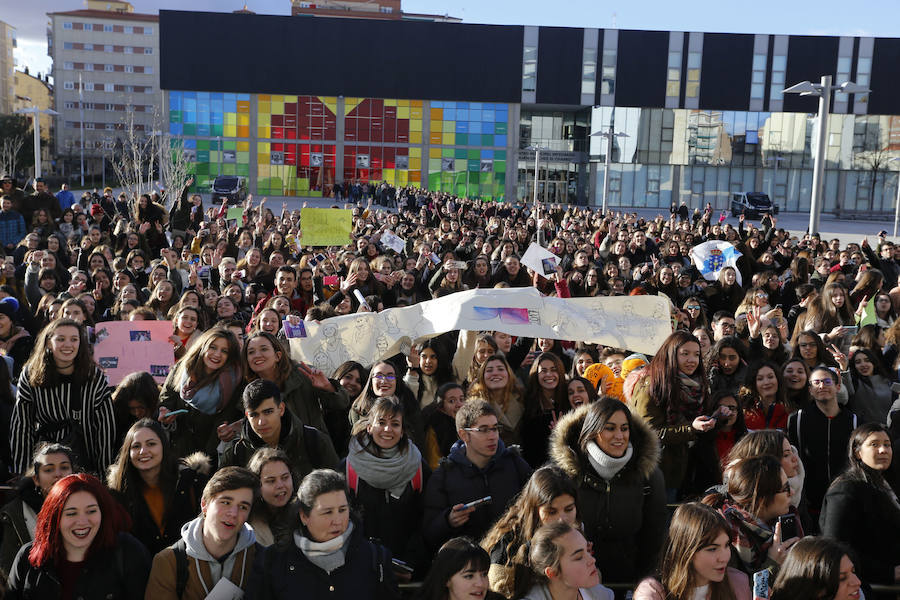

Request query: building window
[
  {"left": 84, "top": 63, "right": 94, "bottom": 71},
  {"left": 63, "top": 22, "right": 73, "bottom": 30},
  {"left": 144, "top": 27, "right": 153, "bottom": 35},
  {"left": 64, "top": 101, "right": 76, "bottom": 109},
  {"left": 65, "top": 121, "right": 76, "bottom": 128},
  {"left": 145, "top": 87, "right": 153, "bottom": 94},
  {"left": 144, "top": 66, "right": 153, "bottom": 74},
  {"left": 105, "top": 83, "right": 115, "bottom": 92},
  {"left": 105, "top": 103, "right": 114, "bottom": 110},
  {"left": 125, "top": 65, "right": 134, "bottom": 73},
  {"left": 582, "top": 60, "right": 596, "bottom": 95},
  {"left": 124, "top": 46, "right": 133, "bottom": 54},
  {"left": 105, "top": 123, "right": 115, "bottom": 131},
  {"left": 601, "top": 49, "right": 616, "bottom": 95},
  {"left": 379, "top": 6, "right": 393, "bottom": 13},
  {"left": 84, "top": 43, "right": 93, "bottom": 51},
  {"left": 63, "top": 81, "right": 74, "bottom": 90},
  {"left": 666, "top": 51, "right": 681, "bottom": 98},
  {"left": 143, "top": 47, "right": 152, "bottom": 55},
  {"left": 770, "top": 55, "right": 786, "bottom": 101},
  {"left": 751, "top": 53, "right": 766, "bottom": 100},
  {"left": 85, "top": 123, "right": 95, "bottom": 130},
  {"left": 685, "top": 51, "right": 701, "bottom": 98},
  {"left": 104, "top": 24, "right": 113, "bottom": 32},
  {"left": 84, "top": 82, "right": 94, "bottom": 91},
  {"left": 104, "top": 64, "right": 113, "bottom": 72},
  {"left": 522, "top": 45, "right": 537, "bottom": 93},
  {"left": 124, "top": 26, "right": 133, "bottom": 34},
  {"left": 83, "top": 102, "right": 95, "bottom": 110},
  {"left": 63, "top": 42, "right": 74, "bottom": 49},
  {"left": 104, "top": 44, "right": 112, "bottom": 52},
  {"left": 64, "top": 61, "right": 74, "bottom": 70}
]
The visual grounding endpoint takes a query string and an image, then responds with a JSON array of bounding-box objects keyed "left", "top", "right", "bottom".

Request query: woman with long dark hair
[
  {"left": 631, "top": 330, "right": 718, "bottom": 498},
  {"left": 106, "top": 419, "right": 209, "bottom": 555},
  {"left": 6, "top": 473, "right": 150, "bottom": 598},
  {"left": 770, "top": 537, "right": 861, "bottom": 600},
  {"left": 350, "top": 359, "right": 423, "bottom": 447},
  {"left": 422, "top": 382, "right": 465, "bottom": 470},
  {"left": 405, "top": 339, "right": 457, "bottom": 409},
  {"left": 246, "top": 447, "right": 298, "bottom": 548},
  {"left": 416, "top": 537, "right": 504, "bottom": 600},
  {"left": 520, "top": 352, "right": 569, "bottom": 467},
  {"left": 848, "top": 347, "right": 893, "bottom": 425},
  {"left": 740, "top": 360, "right": 791, "bottom": 430},
  {"left": 819, "top": 423, "right": 900, "bottom": 588}
]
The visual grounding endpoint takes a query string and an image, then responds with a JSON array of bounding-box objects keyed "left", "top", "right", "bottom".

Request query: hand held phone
[
  {"left": 777, "top": 513, "right": 798, "bottom": 540},
  {"left": 753, "top": 569, "right": 769, "bottom": 600},
  {"left": 166, "top": 409, "right": 189, "bottom": 417},
  {"left": 460, "top": 496, "right": 492, "bottom": 510},
  {"left": 323, "top": 275, "right": 339, "bottom": 286}
]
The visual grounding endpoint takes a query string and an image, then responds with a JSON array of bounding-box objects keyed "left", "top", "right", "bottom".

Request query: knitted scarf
[
  {"left": 294, "top": 521, "right": 355, "bottom": 573},
  {"left": 668, "top": 372, "right": 704, "bottom": 425},
  {"left": 179, "top": 364, "right": 240, "bottom": 415},
  {"left": 586, "top": 441, "right": 634, "bottom": 481},
  {"left": 347, "top": 436, "right": 422, "bottom": 498}
]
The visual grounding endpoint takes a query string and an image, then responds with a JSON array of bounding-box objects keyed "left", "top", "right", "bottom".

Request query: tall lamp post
[
  {"left": 14, "top": 98, "right": 59, "bottom": 180},
  {"left": 591, "top": 125, "right": 628, "bottom": 215},
  {"left": 783, "top": 76, "right": 870, "bottom": 234},
  {"left": 525, "top": 145, "right": 549, "bottom": 209},
  {"left": 889, "top": 157, "right": 900, "bottom": 238}
]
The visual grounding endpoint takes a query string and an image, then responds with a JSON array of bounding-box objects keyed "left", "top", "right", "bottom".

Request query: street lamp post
[
  {"left": 783, "top": 76, "right": 870, "bottom": 234},
  {"left": 591, "top": 126, "right": 629, "bottom": 215},
  {"left": 525, "top": 145, "right": 549, "bottom": 210},
  {"left": 889, "top": 157, "right": 900, "bottom": 238},
  {"left": 14, "top": 99, "right": 60, "bottom": 180}
]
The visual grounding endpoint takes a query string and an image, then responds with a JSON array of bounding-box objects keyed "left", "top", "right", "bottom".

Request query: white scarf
[
  {"left": 586, "top": 441, "right": 633, "bottom": 481},
  {"left": 294, "top": 521, "right": 355, "bottom": 573}
]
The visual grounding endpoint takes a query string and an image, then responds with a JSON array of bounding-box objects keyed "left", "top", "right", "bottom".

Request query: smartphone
[
  {"left": 315, "top": 253, "right": 327, "bottom": 263},
  {"left": 166, "top": 409, "right": 189, "bottom": 417},
  {"left": 451, "top": 260, "right": 467, "bottom": 270},
  {"left": 777, "top": 513, "right": 798, "bottom": 540},
  {"left": 841, "top": 326, "right": 858, "bottom": 335},
  {"left": 323, "top": 275, "right": 339, "bottom": 286},
  {"left": 391, "top": 558, "right": 414, "bottom": 575},
  {"left": 460, "top": 496, "right": 492, "bottom": 510},
  {"left": 429, "top": 254, "right": 441, "bottom": 265},
  {"left": 189, "top": 256, "right": 200, "bottom": 265},
  {"left": 308, "top": 257, "right": 318, "bottom": 267}
]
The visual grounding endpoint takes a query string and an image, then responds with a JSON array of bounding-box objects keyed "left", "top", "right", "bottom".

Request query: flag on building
[{"left": 691, "top": 240, "right": 742, "bottom": 286}]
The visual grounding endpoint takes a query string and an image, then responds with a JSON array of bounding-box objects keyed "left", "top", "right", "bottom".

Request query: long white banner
[{"left": 289, "top": 288, "right": 672, "bottom": 373}]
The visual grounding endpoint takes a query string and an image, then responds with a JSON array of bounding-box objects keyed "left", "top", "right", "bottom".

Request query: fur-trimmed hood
[
  {"left": 181, "top": 451, "right": 212, "bottom": 475},
  {"left": 549, "top": 403, "right": 660, "bottom": 481}
]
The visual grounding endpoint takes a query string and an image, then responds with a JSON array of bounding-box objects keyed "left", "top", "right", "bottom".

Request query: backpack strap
[
  {"left": 173, "top": 539, "right": 189, "bottom": 600},
  {"left": 303, "top": 425, "right": 322, "bottom": 467},
  {"left": 411, "top": 464, "right": 423, "bottom": 493},
  {"left": 346, "top": 461, "right": 359, "bottom": 495}
]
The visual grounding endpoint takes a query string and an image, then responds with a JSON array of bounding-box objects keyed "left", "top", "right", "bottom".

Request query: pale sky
[{"left": 8, "top": 0, "right": 899, "bottom": 81}]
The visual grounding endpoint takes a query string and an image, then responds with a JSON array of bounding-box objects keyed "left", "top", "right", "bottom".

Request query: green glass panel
[
  {"left": 196, "top": 150, "right": 210, "bottom": 163},
  {"left": 455, "top": 149, "right": 467, "bottom": 159},
  {"left": 183, "top": 124, "right": 196, "bottom": 136},
  {"left": 224, "top": 140, "right": 237, "bottom": 150},
  {"left": 467, "top": 149, "right": 480, "bottom": 160},
  {"left": 468, "top": 159, "right": 479, "bottom": 172},
  {"left": 494, "top": 160, "right": 506, "bottom": 172},
  {"left": 495, "top": 150, "right": 506, "bottom": 160},
  {"left": 223, "top": 164, "right": 236, "bottom": 175},
  {"left": 428, "top": 173, "right": 441, "bottom": 190},
  {"left": 211, "top": 124, "right": 224, "bottom": 137},
  {"left": 169, "top": 111, "right": 182, "bottom": 123},
  {"left": 237, "top": 164, "right": 249, "bottom": 177},
  {"left": 481, "top": 134, "right": 494, "bottom": 146},
  {"left": 442, "top": 148, "right": 454, "bottom": 158},
  {"left": 495, "top": 122, "right": 507, "bottom": 134}
]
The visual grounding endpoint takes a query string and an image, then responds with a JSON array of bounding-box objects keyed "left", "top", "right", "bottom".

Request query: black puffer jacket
[
  {"left": 7, "top": 532, "right": 150, "bottom": 599},
  {"left": 422, "top": 439, "right": 532, "bottom": 551},
  {"left": 549, "top": 404, "right": 667, "bottom": 584},
  {"left": 244, "top": 520, "right": 400, "bottom": 600},
  {"left": 0, "top": 480, "right": 44, "bottom": 576}
]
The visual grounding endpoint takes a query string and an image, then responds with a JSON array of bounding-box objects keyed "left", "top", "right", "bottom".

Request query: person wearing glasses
[
  {"left": 787, "top": 366, "right": 858, "bottom": 518},
  {"left": 422, "top": 399, "right": 532, "bottom": 552}
]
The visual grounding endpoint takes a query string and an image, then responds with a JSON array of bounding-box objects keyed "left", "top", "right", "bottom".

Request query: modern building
[
  {"left": 160, "top": 11, "right": 900, "bottom": 215},
  {"left": 0, "top": 20, "right": 16, "bottom": 115},
  {"left": 47, "top": 1, "right": 159, "bottom": 179},
  {"left": 13, "top": 68, "right": 54, "bottom": 170}
]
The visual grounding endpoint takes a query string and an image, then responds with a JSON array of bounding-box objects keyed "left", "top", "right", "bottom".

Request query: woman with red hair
[{"left": 7, "top": 473, "right": 150, "bottom": 599}]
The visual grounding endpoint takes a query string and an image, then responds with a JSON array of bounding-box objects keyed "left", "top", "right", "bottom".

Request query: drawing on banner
[
  {"left": 471, "top": 306, "right": 531, "bottom": 325},
  {"left": 98, "top": 357, "right": 118, "bottom": 369},
  {"left": 130, "top": 330, "right": 151, "bottom": 342}
]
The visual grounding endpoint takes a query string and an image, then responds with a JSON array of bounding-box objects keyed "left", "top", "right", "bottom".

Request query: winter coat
[
  {"left": 849, "top": 374, "right": 893, "bottom": 425},
  {"left": 422, "top": 439, "right": 532, "bottom": 551},
  {"left": 422, "top": 403, "right": 459, "bottom": 470},
  {"left": 0, "top": 480, "right": 43, "bottom": 576},
  {"left": 787, "top": 406, "right": 857, "bottom": 513},
  {"left": 549, "top": 404, "right": 667, "bottom": 584},
  {"left": 278, "top": 365, "right": 350, "bottom": 437},
  {"left": 7, "top": 532, "right": 150, "bottom": 599},
  {"left": 144, "top": 515, "right": 259, "bottom": 600},
  {"left": 632, "top": 569, "right": 751, "bottom": 600},
  {"left": 629, "top": 374, "right": 696, "bottom": 492},
  {"left": 520, "top": 581, "right": 615, "bottom": 600},
  {"left": 243, "top": 520, "right": 400, "bottom": 600},
  {"left": 820, "top": 472, "right": 900, "bottom": 585},
  {"left": 109, "top": 452, "right": 210, "bottom": 556},
  {"left": 221, "top": 408, "right": 339, "bottom": 477}
]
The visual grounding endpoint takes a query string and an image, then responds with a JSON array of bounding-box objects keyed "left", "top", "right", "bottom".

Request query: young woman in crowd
[
  {"left": 422, "top": 382, "right": 466, "bottom": 470},
  {"left": 106, "top": 418, "right": 209, "bottom": 555},
  {"left": 566, "top": 376, "right": 598, "bottom": 411},
  {"left": 350, "top": 359, "right": 423, "bottom": 446},
  {"left": 520, "top": 352, "right": 569, "bottom": 467},
  {"left": 465, "top": 355, "right": 525, "bottom": 446},
  {"left": 770, "top": 537, "right": 861, "bottom": 600},
  {"left": 782, "top": 358, "right": 812, "bottom": 412},
  {"left": 632, "top": 502, "right": 750, "bottom": 600},
  {"left": 549, "top": 398, "right": 667, "bottom": 586},
  {"left": 740, "top": 360, "right": 791, "bottom": 430},
  {"left": 170, "top": 305, "right": 202, "bottom": 361},
  {"left": 109, "top": 371, "right": 160, "bottom": 445},
  {"left": 480, "top": 466, "right": 579, "bottom": 599},
  {"left": 342, "top": 397, "right": 428, "bottom": 574},
  {"left": 244, "top": 468, "right": 400, "bottom": 599},
  {"left": 416, "top": 537, "right": 504, "bottom": 600},
  {"left": 847, "top": 347, "right": 893, "bottom": 425},
  {"left": 246, "top": 447, "right": 298, "bottom": 548},
  {"left": 405, "top": 339, "right": 457, "bottom": 408},
  {"left": 158, "top": 327, "right": 243, "bottom": 460},
  {"left": 329, "top": 360, "right": 367, "bottom": 455},
  {"left": 0, "top": 443, "right": 76, "bottom": 575},
  {"left": 819, "top": 423, "right": 900, "bottom": 588},
  {"left": 6, "top": 473, "right": 151, "bottom": 598}
]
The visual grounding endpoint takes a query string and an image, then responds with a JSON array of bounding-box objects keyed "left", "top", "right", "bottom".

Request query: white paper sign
[
  {"left": 520, "top": 242, "right": 560, "bottom": 276},
  {"left": 380, "top": 231, "right": 406, "bottom": 254}
]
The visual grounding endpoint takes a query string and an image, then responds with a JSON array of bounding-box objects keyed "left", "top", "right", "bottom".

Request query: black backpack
[{"left": 172, "top": 539, "right": 189, "bottom": 599}]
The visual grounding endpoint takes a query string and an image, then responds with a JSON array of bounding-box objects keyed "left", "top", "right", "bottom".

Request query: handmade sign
[
  {"left": 226, "top": 206, "right": 243, "bottom": 221},
  {"left": 380, "top": 230, "right": 406, "bottom": 254},
  {"left": 521, "top": 242, "right": 560, "bottom": 276},
  {"left": 289, "top": 288, "right": 671, "bottom": 374},
  {"left": 300, "top": 208, "right": 352, "bottom": 246},
  {"left": 93, "top": 321, "right": 175, "bottom": 385}
]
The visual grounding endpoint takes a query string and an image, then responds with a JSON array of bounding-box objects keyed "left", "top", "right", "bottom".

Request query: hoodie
[
  {"left": 521, "top": 582, "right": 614, "bottom": 600},
  {"left": 181, "top": 516, "right": 256, "bottom": 585}
]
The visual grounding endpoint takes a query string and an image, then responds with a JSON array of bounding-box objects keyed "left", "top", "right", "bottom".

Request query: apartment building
[
  {"left": 13, "top": 68, "right": 54, "bottom": 170},
  {"left": 0, "top": 21, "right": 15, "bottom": 115},
  {"left": 48, "top": 2, "right": 159, "bottom": 178}
]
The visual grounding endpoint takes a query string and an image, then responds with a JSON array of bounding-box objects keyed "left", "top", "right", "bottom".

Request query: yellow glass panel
[
  {"left": 382, "top": 168, "right": 395, "bottom": 184},
  {"left": 431, "top": 120, "right": 443, "bottom": 132},
  {"left": 411, "top": 100, "right": 423, "bottom": 107},
  {"left": 237, "top": 126, "right": 249, "bottom": 138},
  {"left": 259, "top": 95, "right": 271, "bottom": 101},
  {"left": 298, "top": 178, "right": 309, "bottom": 191},
  {"left": 397, "top": 106, "right": 410, "bottom": 119},
  {"left": 688, "top": 69, "right": 700, "bottom": 82},
  {"left": 409, "top": 147, "right": 421, "bottom": 158},
  {"left": 344, "top": 99, "right": 363, "bottom": 116},
  {"left": 258, "top": 102, "right": 270, "bottom": 114},
  {"left": 430, "top": 108, "right": 443, "bottom": 121},
  {"left": 384, "top": 99, "right": 397, "bottom": 107},
  {"left": 442, "top": 132, "right": 454, "bottom": 145},
  {"left": 237, "top": 114, "right": 249, "bottom": 126},
  {"left": 224, "top": 125, "right": 237, "bottom": 137},
  {"left": 410, "top": 157, "right": 421, "bottom": 170},
  {"left": 321, "top": 96, "right": 337, "bottom": 103},
  {"left": 410, "top": 119, "right": 423, "bottom": 132},
  {"left": 237, "top": 141, "right": 249, "bottom": 151},
  {"left": 257, "top": 142, "right": 269, "bottom": 152},
  {"left": 398, "top": 99, "right": 409, "bottom": 106},
  {"left": 686, "top": 82, "right": 699, "bottom": 97},
  {"left": 666, "top": 82, "right": 680, "bottom": 97},
  {"left": 410, "top": 107, "right": 423, "bottom": 120},
  {"left": 237, "top": 101, "right": 250, "bottom": 113},
  {"left": 271, "top": 95, "right": 284, "bottom": 103},
  {"left": 429, "top": 148, "right": 442, "bottom": 158},
  {"left": 225, "top": 113, "right": 236, "bottom": 125},
  {"left": 444, "top": 121, "right": 455, "bottom": 133},
  {"left": 271, "top": 102, "right": 283, "bottom": 114},
  {"left": 258, "top": 164, "right": 270, "bottom": 176},
  {"left": 409, "top": 131, "right": 422, "bottom": 144},
  {"left": 429, "top": 132, "right": 442, "bottom": 145},
  {"left": 257, "top": 126, "right": 270, "bottom": 138},
  {"left": 398, "top": 170, "right": 408, "bottom": 186}
]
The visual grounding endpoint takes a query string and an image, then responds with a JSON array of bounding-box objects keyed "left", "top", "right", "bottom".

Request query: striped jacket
[{"left": 10, "top": 365, "right": 115, "bottom": 474}]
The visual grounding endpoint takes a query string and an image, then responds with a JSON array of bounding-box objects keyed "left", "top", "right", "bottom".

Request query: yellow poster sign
[{"left": 300, "top": 208, "right": 352, "bottom": 247}]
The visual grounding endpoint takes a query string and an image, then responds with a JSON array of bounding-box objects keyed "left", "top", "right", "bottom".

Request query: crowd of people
[{"left": 0, "top": 171, "right": 896, "bottom": 599}]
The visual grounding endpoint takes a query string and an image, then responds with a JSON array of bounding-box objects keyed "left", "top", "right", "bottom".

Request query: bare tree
[
  {"left": 0, "top": 136, "right": 25, "bottom": 177},
  {"left": 854, "top": 122, "right": 891, "bottom": 211},
  {"left": 110, "top": 107, "right": 154, "bottom": 217},
  {"left": 158, "top": 134, "right": 193, "bottom": 211}
]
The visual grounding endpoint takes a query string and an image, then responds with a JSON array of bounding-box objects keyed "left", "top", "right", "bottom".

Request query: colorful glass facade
[{"left": 167, "top": 91, "right": 512, "bottom": 200}]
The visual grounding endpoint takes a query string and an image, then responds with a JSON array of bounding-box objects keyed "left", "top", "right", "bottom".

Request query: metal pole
[
  {"left": 894, "top": 172, "right": 900, "bottom": 238},
  {"left": 79, "top": 74, "right": 85, "bottom": 187},
  {"left": 532, "top": 148, "right": 539, "bottom": 208},
  {"left": 809, "top": 75, "right": 831, "bottom": 235},
  {"left": 31, "top": 106, "right": 41, "bottom": 179},
  {"left": 602, "top": 125, "right": 613, "bottom": 215}
]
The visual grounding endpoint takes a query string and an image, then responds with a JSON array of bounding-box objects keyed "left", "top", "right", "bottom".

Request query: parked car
[
  {"left": 731, "top": 192, "right": 779, "bottom": 218},
  {"left": 210, "top": 175, "right": 248, "bottom": 206}
]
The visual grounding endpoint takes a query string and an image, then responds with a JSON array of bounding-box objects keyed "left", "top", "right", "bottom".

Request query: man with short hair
[
  {"left": 23, "top": 178, "right": 62, "bottom": 224},
  {"left": 144, "top": 467, "right": 261, "bottom": 599},
  {"left": 0, "top": 176, "right": 24, "bottom": 215},
  {"left": 55, "top": 183, "right": 75, "bottom": 211},
  {"left": 787, "top": 366, "right": 857, "bottom": 515},
  {"left": 252, "top": 265, "right": 308, "bottom": 317},
  {"left": 711, "top": 311, "right": 737, "bottom": 342},
  {"left": 0, "top": 195, "right": 25, "bottom": 252},
  {"left": 221, "top": 379, "right": 338, "bottom": 476},
  {"left": 422, "top": 399, "right": 532, "bottom": 550}
]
